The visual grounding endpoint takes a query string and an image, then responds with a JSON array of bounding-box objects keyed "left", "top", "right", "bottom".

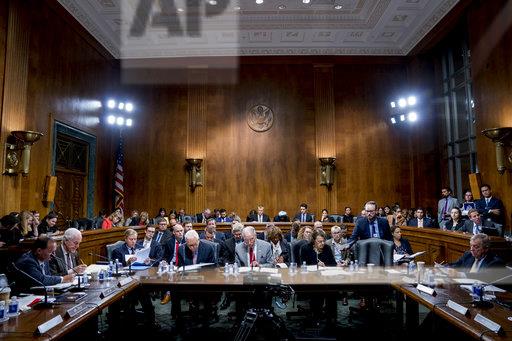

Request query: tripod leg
[{"left": 234, "top": 310, "right": 258, "bottom": 341}]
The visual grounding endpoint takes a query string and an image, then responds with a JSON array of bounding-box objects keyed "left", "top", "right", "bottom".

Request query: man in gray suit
[
  {"left": 235, "top": 226, "right": 273, "bottom": 267},
  {"left": 438, "top": 187, "right": 459, "bottom": 228}
]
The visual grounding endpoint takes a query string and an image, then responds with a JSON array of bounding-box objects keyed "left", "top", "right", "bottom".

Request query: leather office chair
[
  {"left": 201, "top": 239, "right": 220, "bottom": 265},
  {"left": 106, "top": 240, "right": 124, "bottom": 262},
  {"left": 354, "top": 238, "right": 394, "bottom": 267},
  {"left": 329, "top": 214, "right": 343, "bottom": 223}
]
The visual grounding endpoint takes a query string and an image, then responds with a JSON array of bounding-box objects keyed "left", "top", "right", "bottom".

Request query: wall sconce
[
  {"left": 3, "top": 130, "right": 44, "bottom": 176},
  {"left": 481, "top": 127, "right": 512, "bottom": 174},
  {"left": 185, "top": 158, "right": 203, "bottom": 192},
  {"left": 319, "top": 157, "right": 336, "bottom": 188}
]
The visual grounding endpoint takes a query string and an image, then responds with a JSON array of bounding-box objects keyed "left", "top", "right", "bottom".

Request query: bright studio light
[
  {"left": 107, "top": 115, "right": 116, "bottom": 124},
  {"left": 407, "top": 96, "right": 417, "bottom": 106},
  {"left": 107, "top": 99, "right": 116, "bottom": 109},
  {"left": 116, "top": 117, "right": 125, "bottom": 126},
  {"left": 398, "top": 98, "right": 407, "bottom": 108},
  {"left": 390, "top": 101, "right": 396, "bottom": 108},
  {"left": 400, "top": 114, "right": 406, "bottom": 122},
  {"left": 256, "top": 0, "right": 263, "bottom": 4},
  {"left": 118, "top": 102, "right": 125, "bottom": 110},
  {"left": 126, "top": 119, "right": 133, "bottom": 127},
  {"left": 125, "top": 103, "right": 134, "bottom": 112},
  {"left": 408, "top": 112, "right": 418, "bottom": 122},
  {"left": 303, "top": 0, "right": 311, "bottom": 3},
  {"left": 390, "top": 117, "right": 397, "bottom": 124}
]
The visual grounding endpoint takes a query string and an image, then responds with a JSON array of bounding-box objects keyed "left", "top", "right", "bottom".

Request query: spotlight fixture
[
  {"left": 118, "top": 102, "right": 125, "bottom": 110},
  {"left": 407, "top": 96, "right": 417, "bottom": 106},
  {"left": 104, "top": 98, "right": 135, "bottom": 127},
  {"left": 107, "top": 99, "right": 116, "bottom": 109},
  {"left": 390, "top": 101, "right": 396, "bottom": 108},
  {"left": 126, "top": 119, "right": 133, "bottom": 127},
  {"left": 388, "top": 94, "right": 420, "bottom": 126},
  {"left": 400, "top": 114, "right": 405, "bottom": 122},
  {"left": 390, "top": 117, "right": 397, "bottom": 124},
  {"left": 334, "top": 5, "right": 343, "bottom": 9},
  {"left": 303, "top": 0, "right": 311, "bottom": 3},
  {"left": 407, "top": 111, "right": 418, "bottom": 122},
  {"left": 125, "top": 103, "right": 134, "bottom": 112},
  {"left": 107, "top": 115, "right": 116, "bottom": 124},
  {"left": 256, "top": 0, "right": 263, "bottom": 4},
  {"left": 398, "top": 98, "right": 407, "bottom": 108}
]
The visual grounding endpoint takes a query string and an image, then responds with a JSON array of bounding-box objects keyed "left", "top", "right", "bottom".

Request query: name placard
[
  {"left": 401, "top": 276, "right": 416, "bottom": 285},
  {"left": 99, "top": 287, "right": 116, "bottom": 299},
  {"left": 36, "top": 314, "right": 63, "bottom": 334},
  {"left": 417, "top": 284, "right": 436, "bottom": 296},
  {"left": 117, "top": 277, "right": 133, "bottom": 288},
  {"left": 474, "top": 313, "right": 501, "bottom": 333},
  {"left": 66, "top": 302, "right": 88, "bottom": 318},
  {"left": 447, "top": 300, "right": 469, "bottom": 316}
]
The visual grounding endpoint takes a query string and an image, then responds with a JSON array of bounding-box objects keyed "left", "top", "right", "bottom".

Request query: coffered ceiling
[{"left": 58, "top": 0, "right": 459, "bottom": 58}]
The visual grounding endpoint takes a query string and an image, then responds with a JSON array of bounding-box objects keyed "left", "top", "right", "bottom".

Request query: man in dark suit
[
  {"left": 450, "top": 233, "right": 504, "bottom": 273},
  {"left": 15, "top": 236, "right": 75, "bottom": 289},
  {"left": 220, "top": 223, "right": 244, "bottom": 264},
  {"left": 135, "top": 225, "right": 163, "bottom": 265},
  {"left": 215, "top": 209, "right": 233, "bottom": 223},
  {"left": 460, "top": 209, "right": 503, "bottom": 236},
  {"left": 248, "top": 205, "right": 271, "bottom": 223},
  {"left": 294, "top": 203, "right": 314, "bottom": 223},
  {"left": 475, "top": 184, "right": 505, "bottom": 225},
  {"left": 112, "top": 228, "right": 140, "bottom": 266},
  {"left": 178, "top": 230, "right": 216, "bottom": 265},
  {"left": 164, "top": 224, "right": 185, "bottom": 265},
  {"left": 50, "top": 228, "right": 87, "bottom": 276},
  {"left": 407, "top": 208, "right": 435, "bottom": 228},
  {"left": 195, "top": 208, "right": 212, "bottom": 224},
  {"left": 349, "top": 201, "right": 393, "bottom": 242},
  {"left": 153, "top": 217, "right": 173, "bottom": 246},
  {"left": 199, "top": 219, "right": 226, "bottom": 241}
]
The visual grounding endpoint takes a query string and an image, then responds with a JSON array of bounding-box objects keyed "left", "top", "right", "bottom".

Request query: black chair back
[{"left": 355, "top": 238, "right": 393, "bottom": 267}]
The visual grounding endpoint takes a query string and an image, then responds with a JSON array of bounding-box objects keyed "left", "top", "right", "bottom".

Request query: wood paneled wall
[
  {"left": 0, "top": 0, "right": 116, "bottom": 216},
  {"left": 121, "top": 59, "right": 442, "bottom": 219},
  {"left": 467, "top": 0, "right": 512, "bottom": 229}
]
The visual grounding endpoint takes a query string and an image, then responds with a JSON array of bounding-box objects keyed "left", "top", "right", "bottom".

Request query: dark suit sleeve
[
  {"left": 449, "top": 251, "right": 470, "bottom": 268},
  {"left": 281, "top": 241, "right": 290, "bottom": 264},
  {"left": 349, "top": 222, "right": 362, "bottom": 242},
  {"left": 111, "top": 248, "right": 126, "bottom": 266},
  {"left": 49, "top": 256, "right": 67, "bottom": 276},
  {"left": 204, "top": 243, "right": 216, "bottom": 264},
  {"left": 17, "top": 256, "right": 62, "bottom": 287},
  {"left": 381, "top": 219, "right": 393, "bottom": 241},
  {"left": 402, "top": 238, "right": 413, "bottom": 255},
  {"left": 150, "top": 243, "right": 163, "bottom": 264}
]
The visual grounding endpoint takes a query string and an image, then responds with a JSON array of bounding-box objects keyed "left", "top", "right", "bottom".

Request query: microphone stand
[
  {"left": 51, "top": 254, "right": 85, "bottom": 292},
  {"left": 12, "top": 262, "right": 53, "bottom": 309}
]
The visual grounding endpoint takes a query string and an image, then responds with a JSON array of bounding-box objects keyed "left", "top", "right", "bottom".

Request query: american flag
[{"left": 113, "top": 135, "right": 125, "bottom": 210}]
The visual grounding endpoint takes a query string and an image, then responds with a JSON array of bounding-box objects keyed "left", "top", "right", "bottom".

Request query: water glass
[{"left": 289, "top": 262, "right": 297, "bottom": 276}]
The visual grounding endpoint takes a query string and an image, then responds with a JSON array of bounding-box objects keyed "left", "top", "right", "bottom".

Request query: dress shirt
[
  {"left": 370, "top": 220, "right": 380, "bottom": 238},
  {"left": 156, "top": 232, "right": 163, "bottom": 243},
  {"left": 271, "top": 242, "right": 282, "bottom": 262},
  {"left": 258, "top": 215, "right": 263, "bottom": 223},
  {"left": 143, "top": 238, "right": 151, "bottom": 249},
  {"left": 473, "top": 223, "right": 482, "bottom": 235},
  {"left": 331, "top": 239, "right": 344, "bottom": 263},
  {"left": 248, "top": 244, "right": 258, "bottom": 265},
  {"left": 470, "top": 257, "right": 484, "bottom": 273},
  {"left": 417, "top": 219, "right": 424, "bottom": 228}
]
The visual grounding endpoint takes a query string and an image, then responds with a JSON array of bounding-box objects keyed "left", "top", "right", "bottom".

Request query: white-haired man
[
  {"left": 49, "top": 228, "right": 87, "bottom": 276},
  {"left": 177, "top": 230, "right": 215, "bottom": 265},
  {"left": 235, "top": 226, "right": 273, "bottom": 267}
]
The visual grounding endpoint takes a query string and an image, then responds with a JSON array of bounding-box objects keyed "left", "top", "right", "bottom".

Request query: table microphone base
[
  {"left": 472, "top": 300, "right": 493, "bottom": 309},
  {"left": 32, "top": 301, "right": 55, "bottom": 309}
]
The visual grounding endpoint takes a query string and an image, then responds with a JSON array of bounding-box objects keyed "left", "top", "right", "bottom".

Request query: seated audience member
[
  {"left": 125, "top": 210, "right": 140, "bottom": 226},
  {"left": 113, "top": 207, "right": 125, "bottom": 226},
  {"left": 92, "top": 209, "right": 106, "bottom": 229},
  {"left": 215, "top": 208, "right": 233, "bottom": 223},
  {"left": 320, "top": 209, "right": 335, "bottom": 223},
  {"left": 475, "top": 184, "right": 505, "bottom": 225},
  {"left": 273, "top": 210, "right": 290, "bottom": 222},
  {"left": 19, "top": 211, "right": 36, "bottom": 238},
  {"left": 37, "top": 212, "right": 59, "bottom": 235},
  {"left": 384, "top": 206, "right": 394, "bottom": 227},
  {"left": 153, "top": 217, "right": 173, "bottom": 245},
  {"left": 294, "top": 203, "right": 314, "bottom": 223},
  {"left": 138, "top": 211, "right": 150, "bottom": 227},
  {"left": 444, "top": 207, "right": 465, "bottom": 231},
  {"left": 291, "top": 226, "right": 314, "bottom": 264},
  {"left": 136, "top": 225, "right": 163, "bottom": 265},
  {"left": 437, "top": 186, "right": 460, "bottom": 227},
  {"left": 235, "top": 226, "right": 273, "bottom": 267},
  {"left": 248, "top": 205, "right": 270, "bottom": 223},
  {"left": 203, "top": 225, "right": 224, "bottom": 245},
  {"left": 112, "top": 228, "right": 140, "bottom": 266},
  {"left": 394, "top": 208, "right": 407, "bottom": 226},
  {"left": 15, "top": 236, "right": 75, "bottom": 289},
  {"left": 267, "top": 226, "right": 290, "bottom": 265},
  {"left": 164, "top": 224, "right": 185, "bottom": 265},
  {"left": 313, "top": 220, "right": 324, "bottom": 231},
  {"left": 449, "top": 233, "right": 504, "bottom": 273},
  {"left": 300, "top": 230, "right": 336, "bottom": 267},
  {"left": 257, "top": 222, "right": 275, "bottom": 241},
  {"left": 349, "top": 201, "right": 393, "bottom": 242},
  {"left": 460, "top": 190, "right": 475, "bottom": 218},
  {"left": 178, "top": 230, "right": 216, "bottom": 265},
  {"left": 326, "top": 225, "right": 350, "bottom": 265},
  {"left": 49, "top": 228, "right": 87, "bottom": 276},
  {"left": 155, "top": 207, "right": 169, "bottom": 224},
  {"left": 30, "top": 210, "right": 41, "bottom": 236},
  {"left": 199, "top": 219, "right": 226, "bottom": 241},
  {"left": 342, "top": 206, "right": 354, "bottom": 223},
  {"left": 0, "top": 214, "right": 23, "bottom": 246},
  {"left": 460, "top": 208, "right": 502, "bottom": 236},
  {"left": 101, "top": 212, "right": 118, "bottom": 230},
  {"left": 407, "top": 207, "right": 435, "bottom": 228},
  {"left": 246, "top": 209, "right": 257, "bottom": 222},
  {"left": 378, "top": 207, "right": 385, "bottom": 217},
  {"left": 229, "top": 212, "right": 241, "bottom": 223},
  {"left": 391, "top": 226, "right": 413, "bottom": 256},
  {"left": 284, "top": 221, "right": 300, "bottom": 243},
  {"left": 220, "top": 222, "right": 244, "bottom": 264},
  {"left": 196, "top": 208, "right": 212, "bottom": 224},
  {"left": 183, "top": 219, "right": 193, "bottom": 233}
]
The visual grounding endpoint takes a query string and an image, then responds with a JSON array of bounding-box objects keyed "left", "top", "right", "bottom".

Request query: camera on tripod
[{"left": 266, "top": 284, "right": 294, "bottom": 309}]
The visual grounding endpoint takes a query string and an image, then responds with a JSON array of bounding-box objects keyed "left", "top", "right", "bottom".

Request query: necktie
[
  {"left": 175, "top": 241, "right": 179, "bottom": 266},
  {"left": 258, "top": 215, "right": 262, "bottom": 223},
  {"left": 67, "top": 253, "right": 73, "bottom": 269},
  {"left": 442, "top": 197, "right": 449, "bottom": 217},
  {"left": 156, "top": 232, "right": 162, "bottom": 242},
  {"left": 249, "top": 247, "right": 255, "bottom": 264},
  {"left": 302, "top": 214, "right": 305, "bottom": 222},
  {"left": 130, "top": 248, "right": 135, "bottom": 255},
  {"left": 485, "top": 198, "right": 490, "bottom": 206},
  {"left": 470, "top": 258, "right": 480, "bottom": 273},
  {"left": 41, "top": 263, "right": 46, "bottom": 275}
]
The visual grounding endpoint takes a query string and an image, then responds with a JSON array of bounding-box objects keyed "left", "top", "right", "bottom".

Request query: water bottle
[
  {"left": 159, "top": 260, "right": 168, "bottom": 274},
  {"left": 224, "top": 263, "right": 229, "bottom": 275},
  {"left": 7, "top": 296, "right": 18, "bottom": 317},
  {"left": 99, "top": 269, "right": 105, "bottom": 282},
  {"left": 354, "top": 260, "right": 359, "bottom": 272},
  {"left": 349, "top": 261, "right": 354, "bottom": 272},
  {"left": 82, "top": 273, "right": 88, "bottom": 285},
  {"left": 408, "top": 261, "right": 416, "bottom": 276},
  {"left": 301, "top": 261, "right": 307, "bottom": 273},
  {"left": 108, "top": 261, "right": 114, "bottom": 278},
  {"left": 427, "top": 270, "right": 435, "bottom": 288},
  {"left": 0, "top": 301, "right": 7, "bottom": 322}
]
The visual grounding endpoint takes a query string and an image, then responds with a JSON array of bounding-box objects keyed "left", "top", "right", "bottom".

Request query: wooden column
[
  {"left": 0, "top": 0, "right": 30, "bottom": 212},
  {"left": 186, "top": 68, "right": 208, "bottom": 215},
  {"left": 314, "top": 65, "right": 337, "bottom": 214}
]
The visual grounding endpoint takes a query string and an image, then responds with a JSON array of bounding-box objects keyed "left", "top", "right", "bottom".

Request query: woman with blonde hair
[
  {"left": 19, "top": 211, "right": 36, "bottom": 237},
  {"left": 138, "top": 211, "right": 150, "bottom": 227}
]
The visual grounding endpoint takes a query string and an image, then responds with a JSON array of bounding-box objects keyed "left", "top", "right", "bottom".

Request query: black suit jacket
[
  {"left": 407, "top": 217, "right": 435, "bottom": 228},
  {"left": 15, "top": 252, "right": 62, "bottom": 288},
  {"left": 476, "top": 197, "right": 505, "bottom": 224},
  {"left": 111, "top": 243, "right": 140, "bottom": 266},
  {"left": 195, "top": 213, "right": 208, "bottom": 223},
  {"left": 163, "top": 236, "right": 185, "bottom": 263},
  {"left": 294, "top": 213, "right": 313, "bottom": 222},
  {"left": 299, "top": 243, "right": 336, "bottom": 266},
  {"left": 152, "top": 229, "right": 173, "bottom": 246},
  {"left": 220, "top": 237, "right": 242, "bottom": 264},
  {"left": 291, "top": 239, "right": 308, "bottom": 264},
  {"left": 342, "top": 214, "right": 354, "bottom": 223},
  {"left": 349, "top": 217, "right": 392, "bottom": 242},
  {"left": 135, "top": 239, "right": 163, "bottom": 265},
  {"left": 177, "top": 241, "right": 216, "bottom": 266},
  {"left": 450, "top": 251, "right": 504, "bottom": 272},
  {"left": 199, "top": 231, "right": 226, "bottom": 242},
  {"left": 49, "top": 244, "right": 81, "bottom": 276},
  {"left": 445, "top": 219, "right": 465, "bottom": 231},
  {"left": 460, "top": 219, "right": 502, "bottom": 236},
  {"left": 248, "top": 214, "right": 271, "bottom": 222}
]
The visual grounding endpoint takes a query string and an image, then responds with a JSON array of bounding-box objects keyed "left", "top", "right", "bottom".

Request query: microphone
[
  {"left": 51, "top": 254, "right": 85, "bottom": 291},
  {"left": 180, "top": 244, "right": 186, "bottom": 277},
  {"left": 88, "top": 252, "right": 109, "bottom": 262},
  {"left": 88, "top": 252, "right": 121, "bottom": 277},
  {"left": 11, "top": 262, "right": 53, "bottom": 309}
]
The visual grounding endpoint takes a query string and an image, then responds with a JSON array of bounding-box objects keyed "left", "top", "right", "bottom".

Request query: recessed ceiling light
[
  {"left": 303, "top": 0, "right": 311, "bottom": 4},
  {"left": 256, "top": 0, "right": 263, "bottom": 4},
  {"left": 208, "top": 0, "right": 217, "bottom": 5},
  {"left": 177, "top": 8, "right": 184, "bottom": 12},
  {"left": 334, "top": 5, "right": 343, "bottom": 10},
  {"left": 234, "top": 6, "right": 241, "bottom": 10},
  {"left": 277, "top": 4, "right": 286, "bottom": 9}
]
